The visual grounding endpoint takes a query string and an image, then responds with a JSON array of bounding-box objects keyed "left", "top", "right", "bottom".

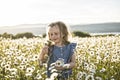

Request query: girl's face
[{"left": 48, "top": 26, "right": 62, "bottom": 45}]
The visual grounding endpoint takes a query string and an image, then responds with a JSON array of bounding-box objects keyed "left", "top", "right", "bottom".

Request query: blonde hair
[{"left": 46, "top": 21, "right": 71, "bottom": 45}]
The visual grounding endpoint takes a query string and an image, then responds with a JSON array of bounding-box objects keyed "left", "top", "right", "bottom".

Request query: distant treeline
[
  {"left": 0, "top": 32, "right": 35, "bottom": 39},
  {"left": 1, "top": 31, "right": 118, "bottom": 39},
  {"left": 0, "top": 31, "right": 92, "bottom": 39}
]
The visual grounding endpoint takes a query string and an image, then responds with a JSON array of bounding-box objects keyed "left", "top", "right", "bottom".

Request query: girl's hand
[
  {"left": 41, "top": 45, "right": 49, "bottom": 55},
  {"left": 55, "top": 66, "right": 64, "bottom": 70},
  {"left": 55, "top": 64, "right": 71, "bottom": 70}
]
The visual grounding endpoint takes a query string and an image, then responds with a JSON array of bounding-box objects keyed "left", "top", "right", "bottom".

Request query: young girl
[{"left": 39, "top": 21, "right": 76, "bottom": 80}]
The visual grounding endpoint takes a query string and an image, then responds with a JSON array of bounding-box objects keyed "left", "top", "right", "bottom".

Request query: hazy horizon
[
  {"left": 0, "top": 22, "right": 120, "bottom": 35},
  {"left": 0, "top": 21, "right": 119, "bottom": 28}
]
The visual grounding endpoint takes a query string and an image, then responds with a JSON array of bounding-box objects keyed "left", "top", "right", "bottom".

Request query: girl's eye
[
  {"left": 48, "top": 33, "right": 53, "bottom": 37},
  {"left": 55, "top": 33, "right": 58, "bottom": 35},
  {"left": 50, "top": 34, "right": 53, "bottom": 36}
]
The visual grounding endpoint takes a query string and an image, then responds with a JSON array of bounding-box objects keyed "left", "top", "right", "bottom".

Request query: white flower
[
  {"left": 97, "top": 55, "right": 102, "bottom": 60},
  {"left": 18, "top": 65, "right": 26, "bottom": 70},
  {"left": 34, "top": 73, "right": 42, "bottom": 79},
  {"left": 23, "top": 58, "right": 28, "bottom": 63},
  {"left": 82, "top": 72, "right": 87, "bottom": 77},
  {"left": 26, "top": 67, "right": 34, "bottom": 73},
  {"left": 84, "top": 62, "right": 89, "bottom": 70},
  {"left": 89, "top": 51, "right": 95, "bottom": 56},
  {"left": 111, "top": 78, "right": 115, "bottom": 80},
  {"left": 45, "top": 78, "right": 53, "bottom": 80},
  {"left": 51, "top": 69, "right": 57, "bottom": 73},
  {"left": 32, "top": 54, "right": 39, "bottom": 61},
  {"left": 85, "top": 75, "right": 94, "bottom": 80},
  {"left": 55, "top": 58, "right": 64, "bottom": 67},
  {"left": 100, "top": 68, "right": 106, "bottom": 72},
  {"left": 42, "top": 71, "right": 47, "bottom": 75},
  {"left": 49, "top": 66, "right": 55, "bottom": 71},
  {"left": 25, "top": 73, "right": 32, "bottom": 77},
  {"left": 77, "top": 72, "right": 83, "bottom": 80},
  {"left": 43, "top": 63, "right": 47, "bottom": 68},
  {"left": 10, "top": 68, "right": 17, "bottom": 75},
  {"left": 95, "top": 76, "right": 102, "bottom": 80},
  {"left": 50, "top": 72, "right": 58, "bottom": 80},
  {"left": 1, "top": 61, "right": 6, "bottom": 68},
  {"left": 50, "top": 63, "right": 56, "bottom": 67},
  {"left": 90, "top": 68, "right": 96, "bottom": 73},
  {"left": 5, "top": 64, "right": 11, "bottom": 71}
]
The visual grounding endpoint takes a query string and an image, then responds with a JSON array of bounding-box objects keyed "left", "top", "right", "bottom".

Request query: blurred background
[{"left": 0, "top": 0, "right": 120, "bottom": 36}]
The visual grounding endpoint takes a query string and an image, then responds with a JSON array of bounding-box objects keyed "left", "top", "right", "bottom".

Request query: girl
[{"left": 39, "top": 21, "right": 76, "bottom": 80}]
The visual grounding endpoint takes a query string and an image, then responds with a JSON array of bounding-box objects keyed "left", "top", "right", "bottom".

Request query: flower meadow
[{"left": 0, "top": 36, "right": 120, "bottom": 80}]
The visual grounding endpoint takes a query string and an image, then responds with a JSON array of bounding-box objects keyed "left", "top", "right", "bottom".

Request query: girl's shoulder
[
  {"left": 68, "top": 42, "right": 77, "bottom": 46},
  {"left": 67, "top": 42, "right": 77, "bottom": 49}
]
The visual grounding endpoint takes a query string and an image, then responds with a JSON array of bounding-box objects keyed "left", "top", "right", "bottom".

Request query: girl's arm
[
  {"left": 68, "top": 53, "right": 76, "bottom": 68},
  {"left": 62, "top": 53, "right": 76, "bottom": 69},
  {"left": 39, "top": 46, "right": 49, "bottom": 64}
]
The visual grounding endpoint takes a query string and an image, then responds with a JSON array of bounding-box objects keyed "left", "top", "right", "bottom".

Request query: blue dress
[{"left": 47, "top": 43, "right": 77, "bottom": 78}]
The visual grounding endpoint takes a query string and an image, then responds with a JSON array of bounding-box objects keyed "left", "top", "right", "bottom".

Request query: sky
[{"left": 0, "top": 0, "right": 120, "bottom": 27}]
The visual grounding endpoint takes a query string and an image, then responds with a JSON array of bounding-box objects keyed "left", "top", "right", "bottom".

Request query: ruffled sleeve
[{"left": 69, "top": 43, "right": 77, "bottom": 58}]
